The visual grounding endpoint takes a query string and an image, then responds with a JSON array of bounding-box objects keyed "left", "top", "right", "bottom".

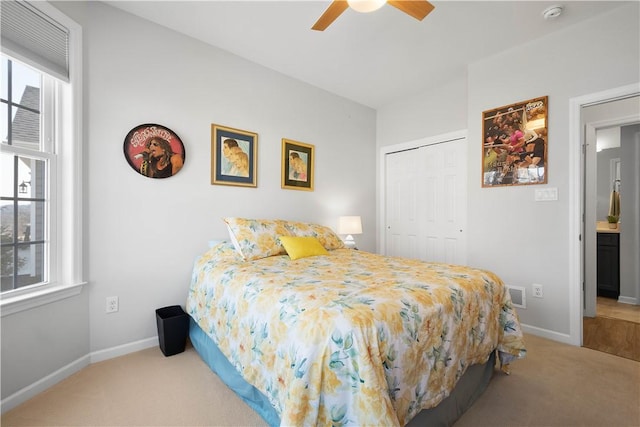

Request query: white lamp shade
[
  {"left": 337, "top": 216, "right": 363, "bottom": 235},
  {"left": 348, "top": 0, "right": 386, "bottom": 13}
]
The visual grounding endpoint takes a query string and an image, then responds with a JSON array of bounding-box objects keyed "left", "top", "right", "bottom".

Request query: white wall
[
  {"left": 376, "top": 74, "right": 468, "bottom": 146},
  {"left": 0, "top": 288, "right": 90, "bottom": 401},
  {"left": 2, "top": 0, "right": 376, "bottom": 404},
  {"left": 378, "top": 3, "right": 639, "bottom": 339}
]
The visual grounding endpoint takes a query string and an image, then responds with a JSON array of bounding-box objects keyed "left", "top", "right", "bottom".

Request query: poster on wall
[
  {"left": 211, "top": 123, "right": 258, "bottom": 187},
  {"left": 482, "top": 96, "right": 548, "bottom": 187},
  {"left": 123, "top": 123, "right": 185, "bottom": 179}
]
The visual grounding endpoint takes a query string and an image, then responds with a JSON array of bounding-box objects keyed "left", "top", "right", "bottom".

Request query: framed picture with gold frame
[
  {"left": 211, "top": 124, "right": 257, "bottom": 187},
  {"left": 482, "top": 96, "right": 548, "bottom": 187},
  {"left": 281, "top": 138, "right": 314, "bottom": 191}
]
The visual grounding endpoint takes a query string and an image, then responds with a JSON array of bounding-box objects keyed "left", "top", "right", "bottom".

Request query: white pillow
[{"left": 223, "top": 217, "right": 291, "bottom": 261}]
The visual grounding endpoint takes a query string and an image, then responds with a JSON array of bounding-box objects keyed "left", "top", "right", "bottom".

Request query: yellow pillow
[{"left": 279, "top": 236, "right": 328, "bottom": 260}]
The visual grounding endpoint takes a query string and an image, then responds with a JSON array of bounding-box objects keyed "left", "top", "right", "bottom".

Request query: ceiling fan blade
[
  {"left": 312, "top": 0, "right": 349, "bottom": 31},
  {"left": 387, "top": 0, "right": 435, "bottom": 21}
]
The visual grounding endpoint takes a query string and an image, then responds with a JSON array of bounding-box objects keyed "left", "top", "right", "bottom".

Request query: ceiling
[{"left": 105, "top": 1, "right": 629, "bottom": 109}]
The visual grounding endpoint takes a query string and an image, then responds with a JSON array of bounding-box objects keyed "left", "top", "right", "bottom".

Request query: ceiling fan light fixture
[{"left": 348, "top": 0, "right": 386, "bottom": 13}]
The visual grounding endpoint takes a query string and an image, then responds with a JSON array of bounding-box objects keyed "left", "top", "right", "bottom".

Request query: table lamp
[{"left": 337, "top": 216, "right": 362, "bottom": 249}]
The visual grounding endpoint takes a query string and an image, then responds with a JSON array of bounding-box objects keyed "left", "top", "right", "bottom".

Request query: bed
[{"left": 186, "top": 218, "right": 526, "bottom": 426}]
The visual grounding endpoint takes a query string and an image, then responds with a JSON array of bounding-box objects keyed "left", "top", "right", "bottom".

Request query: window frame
[{"left": 0, "top": 2, "right": 84, "bottom": 316}]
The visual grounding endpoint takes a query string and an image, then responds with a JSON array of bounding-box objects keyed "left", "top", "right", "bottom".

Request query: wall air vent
[{"left": 507, "top": 286, "right": 526, "bottom": 309}]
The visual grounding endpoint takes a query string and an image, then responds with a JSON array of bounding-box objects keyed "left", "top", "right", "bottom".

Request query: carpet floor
[{"left": 2, "top": 333, "right": 639, "bottom": 426}]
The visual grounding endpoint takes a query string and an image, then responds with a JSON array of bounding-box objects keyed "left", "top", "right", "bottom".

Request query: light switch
[{"left": 535, "top": 187, "right": 558, "bottom": 201}]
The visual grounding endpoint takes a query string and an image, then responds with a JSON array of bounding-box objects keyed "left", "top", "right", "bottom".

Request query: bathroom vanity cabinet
[{"left": 597, "top": 231, "right": 620, "bottom": 299}]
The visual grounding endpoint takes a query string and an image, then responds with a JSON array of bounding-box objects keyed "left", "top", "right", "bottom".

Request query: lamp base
[{"left": 343, "top": 235, "right": 357, "bottom": 249}]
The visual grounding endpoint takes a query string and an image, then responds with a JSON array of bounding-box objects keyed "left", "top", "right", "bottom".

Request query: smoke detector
[{"left": 542, "top": 5, "right": 564, "bottom": 20}]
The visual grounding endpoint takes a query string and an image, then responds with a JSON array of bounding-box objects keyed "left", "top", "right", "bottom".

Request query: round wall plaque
[{"left": 123, "top": 123, "right": 185, "bottom": 179}]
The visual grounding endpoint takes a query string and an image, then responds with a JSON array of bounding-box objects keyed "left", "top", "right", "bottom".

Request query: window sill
[{"left": 0, "top": 282, "right": 87, "bottom": 317}]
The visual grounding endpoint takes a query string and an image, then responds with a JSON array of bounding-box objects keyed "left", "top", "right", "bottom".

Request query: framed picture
[
  {"left": 281, "top": 138, "right": 314, "bottom": 191},
  {"left": 123, "top": 123, "right": 185, "bottom": 179},
  {"left": 211, "top": 124, "right": 257, "bottom": 187},
  {"left": 482, "top": 96, "right": 548, "bottom": 187}
]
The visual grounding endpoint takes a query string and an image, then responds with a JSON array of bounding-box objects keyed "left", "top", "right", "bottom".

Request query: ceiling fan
[{"left": 312, "top": 0, "right": 435, "bottom": 31}]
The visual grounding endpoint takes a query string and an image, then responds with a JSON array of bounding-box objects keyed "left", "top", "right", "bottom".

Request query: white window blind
[{"left": 1, "top": 0, "right": 69, "bottom": 82}]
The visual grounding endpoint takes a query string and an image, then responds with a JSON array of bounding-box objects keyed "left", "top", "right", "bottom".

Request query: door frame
[
  {"left": 568, "top": 82, "right": 640, "bottom": 346},
  {"left": 378, "top": 129, "right": 467, "bottom": 255}
]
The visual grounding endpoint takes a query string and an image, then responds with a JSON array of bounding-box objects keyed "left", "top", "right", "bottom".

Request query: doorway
[
  {"left": 568, "top": 83, "right": 640, "bottom": 348},
  {"left": 583, "top": 105, "right": 640, "bottom": 317},
  {"left": 583, "top": 120, "right": 640, "bottom": 361}
]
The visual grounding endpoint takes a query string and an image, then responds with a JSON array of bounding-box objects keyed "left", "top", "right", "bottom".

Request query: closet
[{"left": 384, "top": 136, "right": 468, "bottom": 265}]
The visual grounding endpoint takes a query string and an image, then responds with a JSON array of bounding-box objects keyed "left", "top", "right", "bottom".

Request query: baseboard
[
  {"left": 1, "top": 336, "right": 158, "bottom": 415},
  {"left": 1, "top": 354, "right": 90, "bottom": 414},
  {"left": 520, "top": 323, "right": 575, "bottom": 345},
  {"left": 618, "top": 296, "right": 638, "bottom": 305},
  {"left": 90, "top": 336, "right": 158, "bottom": 363}
]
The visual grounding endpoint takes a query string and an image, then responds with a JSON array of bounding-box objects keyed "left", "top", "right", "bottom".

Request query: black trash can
[{"left": 155, "top": 305, "right": 189, "bottom": 357}]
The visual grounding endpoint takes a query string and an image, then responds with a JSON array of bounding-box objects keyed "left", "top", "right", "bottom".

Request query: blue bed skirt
[
  {"left": 189, "top": 317, "right": 495, "bottom": 427},
  {"left": 189, "top": 318, "right": 281, "bottom": 426}
]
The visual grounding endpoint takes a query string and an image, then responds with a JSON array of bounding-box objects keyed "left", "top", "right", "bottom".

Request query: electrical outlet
[
  {"left": 532, "top": 284, "right": 543, "bottom": 298},
  {"left": 106, "top": 296, "right": 119, "bottom": 313}
]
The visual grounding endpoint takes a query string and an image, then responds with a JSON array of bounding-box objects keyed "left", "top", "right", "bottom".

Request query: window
[
  {"left": 1, "top": 57, "right": 52, "bottom": 293},
  {"left": 0, "top": 1, "right": 83, "bottom": 315}
]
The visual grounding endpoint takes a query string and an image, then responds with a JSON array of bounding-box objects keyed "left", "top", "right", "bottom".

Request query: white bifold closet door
[{"left": 385, "top": 138, "right": 468, "bottom": 265}]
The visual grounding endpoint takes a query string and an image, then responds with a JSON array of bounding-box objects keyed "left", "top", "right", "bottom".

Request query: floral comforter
[{"left": 187, "top": 243, "right": 526, "bottom": 426}]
